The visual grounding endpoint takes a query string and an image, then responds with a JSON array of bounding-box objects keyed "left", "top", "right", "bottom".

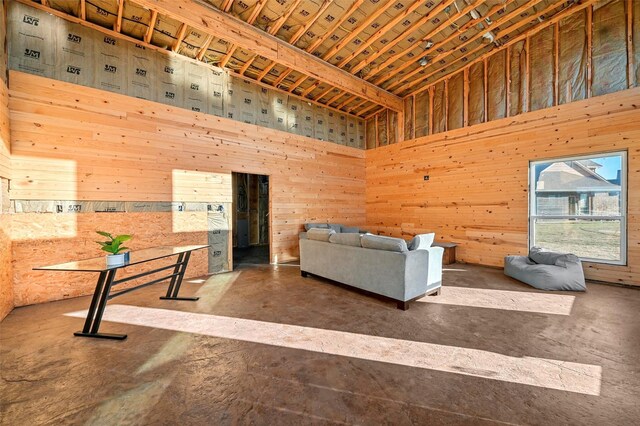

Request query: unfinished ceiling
[{"left": 30, "top": 0, "right": 580, "bottom": 118}]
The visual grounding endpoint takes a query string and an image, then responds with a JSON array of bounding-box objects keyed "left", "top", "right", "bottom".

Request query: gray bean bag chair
[{"left": 504, "top": 247, "right": 586, "bottom": 291}]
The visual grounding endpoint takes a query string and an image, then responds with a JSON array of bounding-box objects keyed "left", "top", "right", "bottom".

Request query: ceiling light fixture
[
  {"left": 419, "top": 56, "right": 430, "bottom": 66},
  {"left": 482, "top": 32, "right": 495, "bottom": 44},
  {"left": 424, "top": 40, "right": 434, "bottom": 49}
]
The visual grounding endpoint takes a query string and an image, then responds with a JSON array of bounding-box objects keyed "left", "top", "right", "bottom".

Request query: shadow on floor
[{"left": 233, "top": 244, "right": 270, "bottom": 265}]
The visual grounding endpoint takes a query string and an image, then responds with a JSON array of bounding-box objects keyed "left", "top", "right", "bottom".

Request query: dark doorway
[{"left": 232, "top": 172, "right": 270, "bottom": 266}]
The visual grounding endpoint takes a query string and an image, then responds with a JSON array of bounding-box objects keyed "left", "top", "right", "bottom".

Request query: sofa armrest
[
  {"left": 403, "top": 246, "right": 444, "bottom": 299},
  {"left": 424, "top": 246, "right": 444, "bottom": 285}
]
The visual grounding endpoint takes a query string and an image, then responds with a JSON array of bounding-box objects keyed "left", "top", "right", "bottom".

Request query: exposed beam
[
  {"left": 172, "top": 23, "right": 187, "bottom": 53},
  {"left": 240, "top": 0, "right": 303, "bottom": 76},
  {"left": 404, "top": 0, "right": 597, "bottom": 98},
  {"left": 144, "top": 10, "right": 158, "bottom": 43},
  {"left": 381, "top": 0, "right": 523, "bottom": 90},
  {"left": 389, "top": 0, "right": 550, "bottom": 94},
  {"left": 80, "top": 0, "right": 86, "bottom": 20},
  {"left": 315, "top": 87, "right": 335, "bottom": 102},
  {"left": 221, "top": 0, "right": 234, "bottom": 12},
  {"left": 218, "top": 0, "right": 269, "bottom": 68},
  {"left": 348, "top": 99, "right": 368, "bottom": 113},
  {"left": 196, "top": 35, "right": 214, "bottom": 61},
  {"left": 283, "top": 0, "right": 366, "bottom": 91},
  {"left": 18, "top": 0, "right": 365, "bottom": 121},
  {"left": 326, "top": 91, "right": 345, "bottom": 107},
  {"left": 257, "top": 0, "right": 335, "bottom": 82},
  {"left": 335, "top": 0, "right": 426, "bottom": 69},
  {"left": 363, "top": 0, "right": 482, "bottom": 80},
  {"left": 135, "top": 0, "right": 403, "bottom": 111},
  {"left": 301, "top": 81, "right": 320, "bottom": 97},
  {"left": 337, "top": 95, "right": 357, "bottom": 111},
  {"left": 114, "top": 0, "right": 124, "bottom": 32},
  {"left": 320, "top": 0, "right": 395, "bottom": 63}
]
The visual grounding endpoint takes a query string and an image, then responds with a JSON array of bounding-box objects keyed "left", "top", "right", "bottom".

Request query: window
[{"left": 529, "top": 151, "right": 627, "bottom": 265}]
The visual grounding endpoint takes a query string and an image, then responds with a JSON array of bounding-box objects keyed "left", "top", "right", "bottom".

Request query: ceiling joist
[{"left": 135, "top": 0, "right": 403, "bottom": 112}]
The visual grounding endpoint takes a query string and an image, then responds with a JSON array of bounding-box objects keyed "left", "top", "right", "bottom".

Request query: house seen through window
[{"left": 529, "top": 152, "right": 626, "bottom": 265}]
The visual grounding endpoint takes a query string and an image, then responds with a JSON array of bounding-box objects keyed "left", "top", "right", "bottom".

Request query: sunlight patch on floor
[
  {"left": 419, "top": 286, "right": 575, "bottom": 315},
  {"left": 66, "top": 305, "right": 600, "bottom": 395}
]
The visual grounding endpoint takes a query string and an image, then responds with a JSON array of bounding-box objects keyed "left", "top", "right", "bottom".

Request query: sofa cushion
[
  {"left": 341, "top": 226, "right": 361, "bottom": 234},
  {"left": 361, "top": 234, "right": 408, "bottom": 253},
  {"left": 328, "top": 224, "right": 342, "bottom": 233},
  {"left": 529, "top": 246, "right": 580, "bottom": 267},
  {"left": 307, "top": 228, "right": 335, "bottom": 242},
  {"left": 329, "top": 233, "right": 362, "bottom": 247},
  {"left": 305, "top": 223, "right": 330, "bottom": 231},
  {"left": 408, "top": 233, "right": 435, "bottom": 251}
]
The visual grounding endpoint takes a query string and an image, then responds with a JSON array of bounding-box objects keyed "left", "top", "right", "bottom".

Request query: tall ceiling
[{"left": 30, "top": 0, "right": 578, "bottom": 118}]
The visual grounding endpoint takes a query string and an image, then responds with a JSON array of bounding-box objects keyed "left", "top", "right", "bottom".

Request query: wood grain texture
[
  {"left": 0, "top": 179, "right": 13, "bottom": 321},
  {"left": 366, "top": 86, "right": 640, "bottom": 286},
  {"left": 8, "top": 71, "right": 366, "bottom": 306},
  {"left": 134, "top": 0, "right": 403, "bottom": 112}
]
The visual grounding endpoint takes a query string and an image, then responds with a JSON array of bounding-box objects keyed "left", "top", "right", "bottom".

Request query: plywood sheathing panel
[
  {"left": 592, "top": 0, "right": 627, "bottom": 96},
  {"left": 529, "top": 26, "right": 555, "bottom": 111},
  {"left": 467, "top": 61, "right": 485, "bottom": 126},
  {"left": 558, "top": 10, "right": 588, "bottom": 104}
]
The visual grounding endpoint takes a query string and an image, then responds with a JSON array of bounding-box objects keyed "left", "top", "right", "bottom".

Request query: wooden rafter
[
  {"left": 172, "top": 23, "right": 187, "bottom": 53},
  {"left": 337, "top": 95, "right": 357, "bottom": 111},
  {"left": 316, "top": 87, "right": 335, "bottom": 102},
  {"left": 114, "top": 0, "right": 124, "bottom": 32},
  {"left": 326, "top": 91, "right": 345, "bottom": 106},
  {"left": 320, "top": 0, "right": 395, "bottom": 63},
  {"left": 359, "top": 0, "right": 479, "bottom": 78},
  {"left": 284, "top": 0, "right": 366, "bottom": 92},
  {"left": 135, "top": 0, "right": 402, "bottom": 111},
  {"left": 404, "top": 0, "right": 597, "bottom": 98},
  {"left": 387, "top": 0, "right": 550, "bottom": 94},
  {"left": 301, "top": 81, "right": 321, "bottom": 97},
  {"left": 80, "top": 0, "right": 86, "bottom": 20},
  {"left": 240, "top": 0, "right": 303, "bottom": 76},
  {"left": 221, "top": 0, "right": 234, "bottom": 12},
  {"left": 19, "top": 0, "right": 368, "bottom": 120},
  {"left": 348, "top": 99, "right": 369, "bottom": 113},
  {"left": 144, "top": 10, "right": 158, "bottom": 43},
  {"left": 218, "top": 0, "right": 269, "bottom": 68},
  {"left": 257, "top": 0, "right": 335, "bottom": 82},
  {"left": 196, "top": 35, "right": 214, "bottom": 61},
  {"left": 335, "top": 0, "right": 426, "bottom": 69},
  {"left": 374, "top": 0, "right": 520, "bottom": 88}
]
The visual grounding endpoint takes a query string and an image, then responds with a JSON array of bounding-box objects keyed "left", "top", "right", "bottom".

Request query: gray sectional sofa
[
  {"left": 299, "top": 230, "right": 443, "bottom": 310},
  {"left": 304, "top": 223, "right": 366, "bottom": 234}
]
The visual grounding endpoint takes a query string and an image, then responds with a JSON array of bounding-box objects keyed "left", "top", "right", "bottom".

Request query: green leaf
[
  {"left": 101, "top": 246, "right": 116, "bottom": 254},
  {"left": 96, "top": 231, "right": 113, "bottom": 240},
  {"left": 113, "top": 234, "right": 132, "bottom": 245}
]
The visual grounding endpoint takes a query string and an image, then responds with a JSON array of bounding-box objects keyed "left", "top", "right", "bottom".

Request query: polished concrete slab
[{"left": 1, "top": 263, "right": 639, "bottom": 425}]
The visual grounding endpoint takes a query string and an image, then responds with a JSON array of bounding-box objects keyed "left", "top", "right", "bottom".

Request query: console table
[{"left": 34, "top": 245, "right": 209, "bottom": 340}]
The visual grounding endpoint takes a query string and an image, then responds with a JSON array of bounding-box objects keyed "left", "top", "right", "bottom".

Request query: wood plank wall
[
  {"left": 366, "top": 86, "right": 640, "bottom": 286},
  {"left": 0, "top": 0, "right": 13, "bottom": 321},
  {"left": 8, "top": 71, "right": 366, "bottom": 306}
]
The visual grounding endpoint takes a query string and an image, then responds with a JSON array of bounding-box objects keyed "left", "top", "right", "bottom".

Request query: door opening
[{"left": 232, "top": 172, "right": 270, "bottom": 266}]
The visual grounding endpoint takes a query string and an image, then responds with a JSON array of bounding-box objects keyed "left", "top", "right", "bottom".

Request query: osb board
[
  {"left": 8, "top": 71, "right": 366, "bottom": 303},
  {"left": 0, "top": 180, "right": 13, "bottom": 320},
  {"left": 11, "top": 211, "right": 209, "bottom": 307},
  {"left": 366, "top": 86, "right": 640, "bottom": 287}
]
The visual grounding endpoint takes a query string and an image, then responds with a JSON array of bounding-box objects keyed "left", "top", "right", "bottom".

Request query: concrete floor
[{"left": 1, "top": 263, "right": 639, "bottom": 425}]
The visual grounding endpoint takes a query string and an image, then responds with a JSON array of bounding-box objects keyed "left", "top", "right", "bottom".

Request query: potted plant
[{"left": 96, "top": 231, "right": 132, "bottom": 266}]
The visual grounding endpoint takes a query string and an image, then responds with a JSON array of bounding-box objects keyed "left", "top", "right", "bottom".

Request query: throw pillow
[
  {"left": 361, "top": 234, "right": 408, "bottom": 252},
  {"left": 329, "top": 233, "right": 362, "bottom": 247},
  {"left": 307, "top": 228, "right": 335, "bottom": 242},
  {"left": 408, "top": 233, "right": 436, "bottom": 251}
]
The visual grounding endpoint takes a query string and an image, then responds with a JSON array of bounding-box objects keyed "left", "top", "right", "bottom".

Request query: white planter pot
[{"left": 106, "top": 253, "right": 126, "bottom": 266}]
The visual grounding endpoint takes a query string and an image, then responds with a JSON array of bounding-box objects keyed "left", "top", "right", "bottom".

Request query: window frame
[{"left": 528, "top": 150, "right": 627, "bottom": 266}]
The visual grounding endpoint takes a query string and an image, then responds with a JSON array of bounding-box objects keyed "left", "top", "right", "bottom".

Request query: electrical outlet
[{"left": 423, "top": 175, "right": 430, "bottom": 181}]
